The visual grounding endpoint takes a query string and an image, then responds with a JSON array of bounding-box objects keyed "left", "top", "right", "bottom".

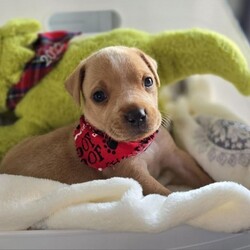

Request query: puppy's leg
[
  {"left": 138, "top": 172, "right": 172, "bottom": 196},
  {"left": 158, "top": 128, "right": 213, "bottom": 188},
  {"left": 104, "top": 160, "right": 171, "bottom": 196},
  {"left": 161, "top": 145, "right": 213, "bottom": 188}
]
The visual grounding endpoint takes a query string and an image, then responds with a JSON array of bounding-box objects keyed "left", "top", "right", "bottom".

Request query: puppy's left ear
[
  {"left": 65, "top": 60, "right": 86, "bottom": 106},
  {"left": 133, "top": 48, "right": 160, "bottom": 87}
]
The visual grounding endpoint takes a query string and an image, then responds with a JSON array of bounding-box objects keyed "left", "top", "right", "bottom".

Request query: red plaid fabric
[{"left": 6, "top": 31, "right": 80, "bottom": 110}]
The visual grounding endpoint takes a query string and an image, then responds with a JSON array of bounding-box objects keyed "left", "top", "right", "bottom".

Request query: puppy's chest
[{"left": 137, "top": 135, "right": 165, "bottom": 178}]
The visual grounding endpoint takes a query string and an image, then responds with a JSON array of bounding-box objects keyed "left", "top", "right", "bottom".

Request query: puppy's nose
[{"left": 125, "top": 108, "right": 147, "bottom": 127}]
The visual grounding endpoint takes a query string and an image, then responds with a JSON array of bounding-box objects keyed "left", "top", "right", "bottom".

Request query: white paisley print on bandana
[{"left": 193, "top": 115, "right": 250, "bottom": 167}]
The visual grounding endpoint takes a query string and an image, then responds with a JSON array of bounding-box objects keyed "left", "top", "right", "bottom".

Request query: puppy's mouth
[
  {"left": 106, "top": 116, "right": 161, "bottom": 142},
  {"left": 108, "top": 127, "right": 154, "bottom": 142}
]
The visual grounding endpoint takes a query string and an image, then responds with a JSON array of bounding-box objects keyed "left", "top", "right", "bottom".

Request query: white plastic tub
[{"left": 0, "top": 0, "right": 250, "bottom": 249}]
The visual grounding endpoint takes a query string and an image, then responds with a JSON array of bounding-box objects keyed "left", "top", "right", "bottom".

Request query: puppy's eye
[
  {"left": 144, "top": 77, "right": 153, "bottom": 88},
  {"left": 92, "top": 91, "right": 107, "bottom": 103}
]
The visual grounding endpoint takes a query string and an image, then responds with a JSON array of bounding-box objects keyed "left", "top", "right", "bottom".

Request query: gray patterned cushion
[{"left": 191, "top": 115, "right": 250, "bottom": 188}]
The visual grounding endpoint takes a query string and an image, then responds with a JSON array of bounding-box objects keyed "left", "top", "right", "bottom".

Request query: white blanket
[
  {"left": 166, "top": 75, "right": 250, "bottom": 188},
  {"left": 0, "top": 174, "right": 250, "bottom": 233}
]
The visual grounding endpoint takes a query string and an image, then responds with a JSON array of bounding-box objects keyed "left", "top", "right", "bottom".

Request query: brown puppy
[{"left": 0, "top": 47, "right": 213, "bottom": 195}]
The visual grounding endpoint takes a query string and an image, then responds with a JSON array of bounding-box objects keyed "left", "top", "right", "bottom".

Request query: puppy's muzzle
[{"left": 124, "top": 108, "right": 147, "bottom": 129}]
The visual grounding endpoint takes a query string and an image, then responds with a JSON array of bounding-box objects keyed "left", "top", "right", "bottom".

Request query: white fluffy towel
[{"left": 0, "top": 174, "right": 250, "bottom": 233}]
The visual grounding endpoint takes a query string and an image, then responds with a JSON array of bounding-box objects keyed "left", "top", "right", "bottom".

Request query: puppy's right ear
[{"left": 65, "top": 60, "right": 86, "bottom": 106}]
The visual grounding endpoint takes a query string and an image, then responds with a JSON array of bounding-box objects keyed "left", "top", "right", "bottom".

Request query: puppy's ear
[
  {"left": 65, "top": 60, "right": 86, "bottom": 106},
  {"left": 133, "top": 48, "right": 160, "bottom": 87}
]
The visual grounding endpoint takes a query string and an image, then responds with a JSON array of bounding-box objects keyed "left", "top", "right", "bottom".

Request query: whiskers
[{"left": 160, "top": 112, "right": 173, "bottom": 132}]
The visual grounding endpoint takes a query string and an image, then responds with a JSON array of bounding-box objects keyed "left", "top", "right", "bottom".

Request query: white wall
[
  {"left": 227, "top": 0, "right": 244, "bottom": 18},
  {"left": 1, "top": 0, "right": 249, "bottom": 60}
]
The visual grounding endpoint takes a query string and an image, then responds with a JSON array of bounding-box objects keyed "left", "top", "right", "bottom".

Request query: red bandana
[{"left": 74, "top": 116, "right": 157, "bottom": 171}]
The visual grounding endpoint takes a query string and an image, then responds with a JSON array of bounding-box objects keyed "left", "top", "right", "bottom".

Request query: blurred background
[
  {"left": 228, "top": 0, "right": 250, "bottom": 40},
  {"left": 0, "top": 0, "right": 249, "bottom": 41}
]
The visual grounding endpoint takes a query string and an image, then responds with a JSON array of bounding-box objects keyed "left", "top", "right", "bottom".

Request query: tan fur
[{"left": 0, "top": 46, "right": 213, "bottom": 195}]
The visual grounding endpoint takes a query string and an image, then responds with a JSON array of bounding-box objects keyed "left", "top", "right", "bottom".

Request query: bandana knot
[{"left": 74, "top": 116, "right": 157, "bottom": 171}]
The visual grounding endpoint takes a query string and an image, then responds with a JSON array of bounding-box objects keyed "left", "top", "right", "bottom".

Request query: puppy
[{"left": 0, "top": 46, "right": 213, "bottom": 195}]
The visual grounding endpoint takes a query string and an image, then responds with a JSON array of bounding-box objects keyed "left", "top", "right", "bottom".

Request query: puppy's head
[{"left": 65, "top": 46, "right": 161, "bottom": 141}]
